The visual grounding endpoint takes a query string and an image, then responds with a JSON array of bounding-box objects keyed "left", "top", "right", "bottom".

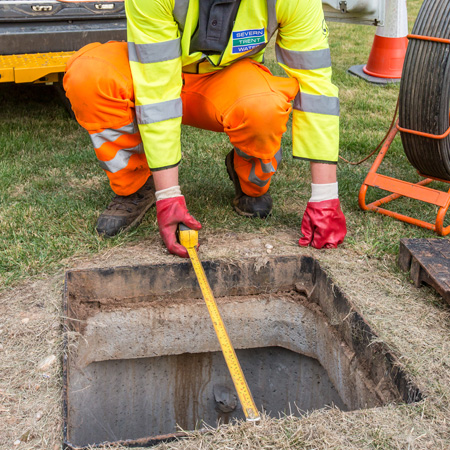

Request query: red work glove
[
  {"left": 156, "top": 196, "right": 202, "bottom": 258},
  {"left": 298, "top": 199, "right": 346, "bottom": 249}
]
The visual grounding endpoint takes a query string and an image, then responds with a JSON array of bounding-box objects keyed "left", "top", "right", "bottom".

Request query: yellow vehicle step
[{"left": 0, "top": 51, "right": 74, "bottom": 84}]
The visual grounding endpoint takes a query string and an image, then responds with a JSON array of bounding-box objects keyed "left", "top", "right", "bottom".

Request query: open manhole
[{"left": 63, "top": 255, "right": 421, "bottom": 449}]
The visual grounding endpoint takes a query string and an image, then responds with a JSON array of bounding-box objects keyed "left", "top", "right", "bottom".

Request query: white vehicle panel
[{"left": 322, "top": 0, "right": 385, "bottom": 26}]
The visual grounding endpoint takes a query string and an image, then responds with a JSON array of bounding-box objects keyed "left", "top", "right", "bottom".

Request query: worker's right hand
[{"left": 156, "top": 196, "right": 202, "bottom": 258}]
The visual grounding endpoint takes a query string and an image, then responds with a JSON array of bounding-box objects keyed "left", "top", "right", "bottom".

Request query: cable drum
[{"left": 399, "top": 0, "right": 450, "bottom": 180}]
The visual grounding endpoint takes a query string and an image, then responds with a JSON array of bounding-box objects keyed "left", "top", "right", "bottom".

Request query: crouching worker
[{"left": 63, "top": 0, "right": 347, "bottom": 257}]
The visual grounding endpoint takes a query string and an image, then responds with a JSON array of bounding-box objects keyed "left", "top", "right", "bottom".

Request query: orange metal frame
[
  {"left": 359, "top": 32, "right": 450, "bottom": 236},
  {"left": 358, "top": 121, "right": 450, "bottom": 236}
]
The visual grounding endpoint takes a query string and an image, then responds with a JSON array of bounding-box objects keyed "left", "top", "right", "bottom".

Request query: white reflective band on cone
[{"left": 377, "top": 0, "right": 408, "bottom": 38}]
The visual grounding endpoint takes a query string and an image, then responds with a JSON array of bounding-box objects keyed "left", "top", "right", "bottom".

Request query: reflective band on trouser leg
[
  {"left": 88, "top": 122, "right": 150, "bottom": 196},
  {"left": 63, "top": 41, "right": 150, "bottom": 196},
  {"left": 233, "top": 147, "right": 282, "bottom": 197}
]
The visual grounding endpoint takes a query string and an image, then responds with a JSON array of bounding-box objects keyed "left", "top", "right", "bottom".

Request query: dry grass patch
[
  {"left": 0, "top": 276, "right": 63, "bottom": 450},
  {"left": 1, "top": 232, "right": 449, "bottom": 449}
]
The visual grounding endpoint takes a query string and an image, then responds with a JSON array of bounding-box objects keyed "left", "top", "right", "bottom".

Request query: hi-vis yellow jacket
[{"left": 126, "top": 0, "right": 339, "bottom": 171}]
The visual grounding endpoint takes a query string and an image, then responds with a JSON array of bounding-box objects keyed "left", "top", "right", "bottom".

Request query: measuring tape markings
[{"left": 185, "top": 246, "right": 260, "bottom": 421}]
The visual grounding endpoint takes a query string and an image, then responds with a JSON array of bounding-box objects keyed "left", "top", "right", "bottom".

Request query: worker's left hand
[
  {"left": 156, "top": 196, "right": 202, "bottom": 258},
  {"left": 298, "top": 199, "right": 346, "bottom": 249}
]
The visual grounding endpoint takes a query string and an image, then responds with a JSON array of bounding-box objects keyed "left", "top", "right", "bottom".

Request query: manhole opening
[{"left": 63, "top": 255, "right": 422, "bottom": 449}]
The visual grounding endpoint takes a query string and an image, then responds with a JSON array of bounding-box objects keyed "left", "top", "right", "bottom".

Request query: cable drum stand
[{"left": 358, "top": 0, "right": 450, "bottom": 236}]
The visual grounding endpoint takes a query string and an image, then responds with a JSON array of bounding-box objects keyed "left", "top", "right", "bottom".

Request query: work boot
[
  {"left": 96, "top": 176, "right": 156, "bottom": 237},
  {"left": 225, "top": 150, "right": 272, "bottom": 218}
]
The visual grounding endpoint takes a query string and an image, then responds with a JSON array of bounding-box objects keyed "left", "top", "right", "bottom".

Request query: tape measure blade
[{"left": 186, "top": 248, "right": 260, "bottom": 420}]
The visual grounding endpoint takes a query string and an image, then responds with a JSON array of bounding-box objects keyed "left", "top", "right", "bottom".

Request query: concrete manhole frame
[{"left": 62, "top": 255, "right": 422, "bottom": 449}]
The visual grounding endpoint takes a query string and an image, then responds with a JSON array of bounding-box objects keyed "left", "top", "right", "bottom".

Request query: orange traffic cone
[{"left": 349, "top": 0, "right": 408, "bottom": 84}]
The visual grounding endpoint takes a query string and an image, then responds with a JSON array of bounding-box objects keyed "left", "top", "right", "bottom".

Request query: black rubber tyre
[{"left": 399, "top": 0, "right": 450, "bottom": 180}]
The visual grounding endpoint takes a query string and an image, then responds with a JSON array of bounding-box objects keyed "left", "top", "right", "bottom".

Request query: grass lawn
[
  {"left": 0, "top": 1, "right": 440, "bottom": 289},
  {"left": 1, "top": 1, "right": 449, "bottom": 449}
]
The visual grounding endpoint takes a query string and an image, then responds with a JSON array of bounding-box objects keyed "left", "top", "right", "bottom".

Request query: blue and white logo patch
[{"left": 232, "top": 28, "right": 266, "bottom": 54}]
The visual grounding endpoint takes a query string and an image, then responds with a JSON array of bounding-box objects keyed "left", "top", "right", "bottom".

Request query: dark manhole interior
[{"left": 63, "top": 255, "right": 422, "bottom": 449}]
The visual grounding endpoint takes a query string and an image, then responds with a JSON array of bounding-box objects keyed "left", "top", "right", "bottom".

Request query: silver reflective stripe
[
  {"left": 136, "top": 98, "right": 183, "bottom": 125},
  {"left": 266, "top": 0, "right": 278, "bottom": 40},
  {"left": 98, "top": 143, "right": 144, "bottom": 174},
  {"left": 235, "top": 146, "right": 252, "bottom": 160},
  {"left": 275, "top": 45, "right": 331, "bottom": 70},
  {"left": 249, "top": 160, "right": 270, "bottom": 188},
  {"left": 128, "top": 40, "right": 181, "bottom": 64},
  {"left": 242, "top": 150, "right": 282, "bottom": 188},
  {"left": 259, "top": 148, "right": 282, "bottom": 174},
  {"left": 173, "top": 0, "right": 189, "bottom": 32},
  {"left": 260, "top": 159, "right": 275, "bottom": 173},
  {"left": 235, "top": 147, "right": 282, "bottom": 172},
  {"left": 274, "top": 147, "right": 282, "bottom": 165},
  {"left": 294, "top": 92, "right": 340, "bottom": 116},
  {"left": 90, "top": 122, "right": 138, "bottom": 149}
]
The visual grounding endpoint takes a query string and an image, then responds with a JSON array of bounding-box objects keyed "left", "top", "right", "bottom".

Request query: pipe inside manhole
[{"left": 63, "top": 255, "right": 421, "bottom": 449}]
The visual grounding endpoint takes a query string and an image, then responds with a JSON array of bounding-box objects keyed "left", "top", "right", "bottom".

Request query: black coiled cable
[{"left": 399, "top": 0, "right": 450, "bottom": 180}]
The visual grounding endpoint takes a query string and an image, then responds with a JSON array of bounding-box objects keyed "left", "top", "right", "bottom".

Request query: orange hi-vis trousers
[{"left": 63, "top": 41, "right": 299, "bottom": 197}]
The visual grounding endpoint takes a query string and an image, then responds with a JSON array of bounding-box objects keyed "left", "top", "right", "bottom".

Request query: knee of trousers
[
  {"left": 223, "top": 91, "right": 293, "bottom": 160},
  {"left": 234, "top": 149, "right": 281, "bottom": 197},
  {"left": 63, "top": 41, "right": 135, "bottom": 131}
]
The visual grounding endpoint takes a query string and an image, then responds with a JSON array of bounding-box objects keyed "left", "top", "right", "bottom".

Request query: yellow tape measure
[{"left": 178, "top": 224, "right": 260, "bottom": 422}]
